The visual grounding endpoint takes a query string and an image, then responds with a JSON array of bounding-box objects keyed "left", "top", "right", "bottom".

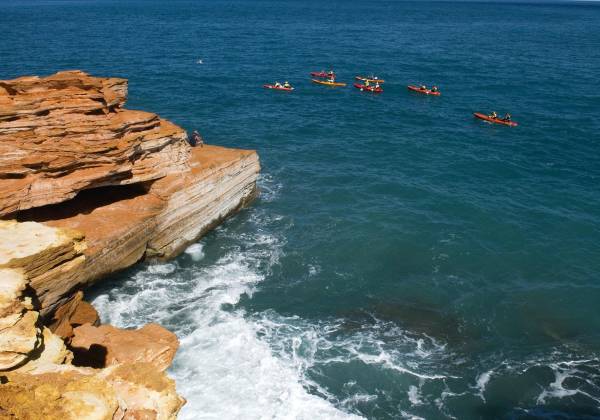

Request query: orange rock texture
[
  {"left": 48, "top": 290, "right": 100, "bottom": 342},
  {"left": 0, "top": 70, "right": 190, "bottom": 217},
  {"left": 71, "top": 323, "right": 178, "bottom": 371}
]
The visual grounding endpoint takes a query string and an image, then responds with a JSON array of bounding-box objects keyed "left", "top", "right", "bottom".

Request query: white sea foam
[
  {"left": 184, "top": 243, "right": 205, "bottom": 261},
  {"left": 407, "top": 385, "right": 423, "bottom": 405},
  {"left": 399, "top": 410, "right": 426, "bottom": 420},
  {"left": 91, "top": 191, "right": 362, "bottom": 419},
  {"left": 475, "top": 370, "right": 493, "bottom": 401},
  {"left": 251, "top": 309, "right": 452, "bottom": 413},
  {"left": 147, "top": 262, "right": 177, "bottom": 275},
  {"left": 170, "top": 255, "right": 360, "bottom": 419},
  {"left": 535, "top": 359, "right": 600, "bottom": 406}
]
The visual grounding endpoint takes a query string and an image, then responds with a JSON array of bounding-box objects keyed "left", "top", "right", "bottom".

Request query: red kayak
[
  {"left": 407, "top": 85, "right": 441, "bottom": 96},
  {"left": 353, "top": 83, "right": 383, "bottom": 93},
  {"left": 310, "top": 71, "right": 335, "bottom": 78},
  {"left": 263, "top": 84, "right": 294, "bottom": 91},
  {"left": 473, "top": 112, "right": 518, "bottom": 127}
]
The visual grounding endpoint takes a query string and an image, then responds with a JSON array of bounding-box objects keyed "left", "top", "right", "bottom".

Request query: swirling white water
[{"left": 92, "top": 177, "right": 363, "bottom": 419}]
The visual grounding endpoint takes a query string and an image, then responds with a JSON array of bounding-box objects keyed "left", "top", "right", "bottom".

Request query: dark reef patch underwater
[{"left": 3, "top": 0, "right": 599, "bottom": 418}]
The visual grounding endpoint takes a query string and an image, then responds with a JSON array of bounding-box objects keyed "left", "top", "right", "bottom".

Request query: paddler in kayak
[
  {"left": 274, "top": 81, "right": 282, "bottom": 88},
  {"left": 503, "top": 113, "right": 511, "bottom": 122},
  {"left": 490, "top": 111, "right": 498, "bottom": 119},
  {"left": 420, "top": 85, "right": 427, "bottom": 91},
  {"left": 364, "top": 79, "right": 370, "bottom": 87},
  {"left": 431, "top": 86, "right": 438, "bottom": 93},
  {"left": 283, "top": 81, "right": 291, "bottom": 89}
]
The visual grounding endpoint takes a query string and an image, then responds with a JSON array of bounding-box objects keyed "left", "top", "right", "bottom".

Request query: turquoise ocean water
[{"left": 2, "top": 1, "right": 600, "bottom": 418}]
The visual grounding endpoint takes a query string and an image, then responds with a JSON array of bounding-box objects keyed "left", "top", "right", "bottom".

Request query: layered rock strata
[
  {"left": 0, "top": 223, "right": 184, "bottom": 419},
  {"left": 0, "top": 70, "right": 190, "bottom": 216},
  {"left": 0, "top": 71, "right": 260, "bottom": 418},
  {"left": 19, "top": 145, "right": 259, "bottom": 315}
]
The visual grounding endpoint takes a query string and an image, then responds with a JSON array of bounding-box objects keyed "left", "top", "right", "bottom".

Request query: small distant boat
[
  {"left": 407, "top": 85, "right": 441, "bottom": 96},
  {"left": 263, "top": 84, "right": 294, "bottom": 91},
  {"left": 353, "top": 83, "right": 383, "bottom": 93},
  {"left": 356, "top": 76, "right": 385, "bottom": 84},
  {"left": 311, "top": 71, "right": 335, "bottom": 78},
  {"left": 312, "top": 79, "right": 346, "bottom": 87},
  {"left": 473, "top": 112, "right": 518, "bottom": 127}
]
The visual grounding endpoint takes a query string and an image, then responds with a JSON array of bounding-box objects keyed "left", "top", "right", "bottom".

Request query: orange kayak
[
  {"left": 473, "top": 112, "right": 518, "bottom": 127},
  {"left": 407, "top": 85, "right": 441, "bottom": 96},
  {"left": 312, "top": 79, "right": 346, "bottom": 87}
]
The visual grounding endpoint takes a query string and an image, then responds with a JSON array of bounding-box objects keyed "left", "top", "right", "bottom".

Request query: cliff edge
[{"left": 0, "top": 71, "right": 260, "bottom": 419}]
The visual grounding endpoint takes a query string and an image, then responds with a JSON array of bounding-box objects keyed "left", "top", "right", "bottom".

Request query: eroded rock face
[
  {"left": 0, "top": 268, "right": 40, "bottom": 370},
  {"left": 148, "top": 145, "right": 260, "bottom": 259},
  {"left": 0, "top": 219, "right": 86, "bottom": 316},
  {"left": 20, "top": 145, "right": 260, "bottom": 315},
  {"left": 0, "top": 221, "right": 183, "bottom": 419},
  {"left": 0, "top": 70, "right": 191, "bottom": 217},
  {"left": 0, "top": 221, "right": 85, "bottom": 370}
]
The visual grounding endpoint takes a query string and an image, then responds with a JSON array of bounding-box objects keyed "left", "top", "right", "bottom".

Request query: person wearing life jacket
[
  {"left": 283, "top": 81, "right": 291, "bottom": 89},
  {"left": 503, "top": 113, "right": 511, "bottom": 122},
  {"left": 490, "top": 111, "right": 498, "bottom": 119},
  {"left": 327, "top": 77, "right": 335, "bottom": 83},
  {"left": 375, "top": 83, "right": 380, "bottom": 90},
  {"left": 420, "top": 85, "right": 427, "bottom": 91},
  {"left": 274, "top": 81, "right": 282, "bottom": 88},
  {"left": 365, "top": 79, "right": 370, "bottom": 87},
  {"left": 431, "top": 86, "right": 438, "bottom": 92}
]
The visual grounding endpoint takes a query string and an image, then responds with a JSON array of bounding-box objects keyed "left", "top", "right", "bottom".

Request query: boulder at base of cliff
[
  {"left": 71, "top": 323, "right": 178, "bottom": 371},
  {"left": 48, "top": 291, "right": 100, "bottom": 343}
]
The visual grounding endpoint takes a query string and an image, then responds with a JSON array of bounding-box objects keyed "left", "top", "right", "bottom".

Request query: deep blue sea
[{"left": 2, "top": 0, "right": 600, "bottom": 418}]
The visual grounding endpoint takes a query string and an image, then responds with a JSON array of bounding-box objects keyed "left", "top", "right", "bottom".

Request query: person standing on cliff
[{"left": 190, "top": 130, "right": 204, "bottom": 147}]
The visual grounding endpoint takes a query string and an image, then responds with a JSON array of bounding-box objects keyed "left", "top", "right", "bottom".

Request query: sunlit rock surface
[{"left": 0, "top": 70, "right": 190, "bottom": 216}]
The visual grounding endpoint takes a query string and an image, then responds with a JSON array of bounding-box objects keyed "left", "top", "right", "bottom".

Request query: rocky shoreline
[{"left": 0, "top": 71, "right": 260, "bottom": 418}]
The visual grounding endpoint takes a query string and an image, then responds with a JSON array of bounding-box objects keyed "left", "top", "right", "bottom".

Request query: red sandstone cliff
[
  {"left": 0, "top": 71, "right": 260, "bottom": 419},
  {"left": 0, "top": 70, "right": 191, "bottom": 216}
]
